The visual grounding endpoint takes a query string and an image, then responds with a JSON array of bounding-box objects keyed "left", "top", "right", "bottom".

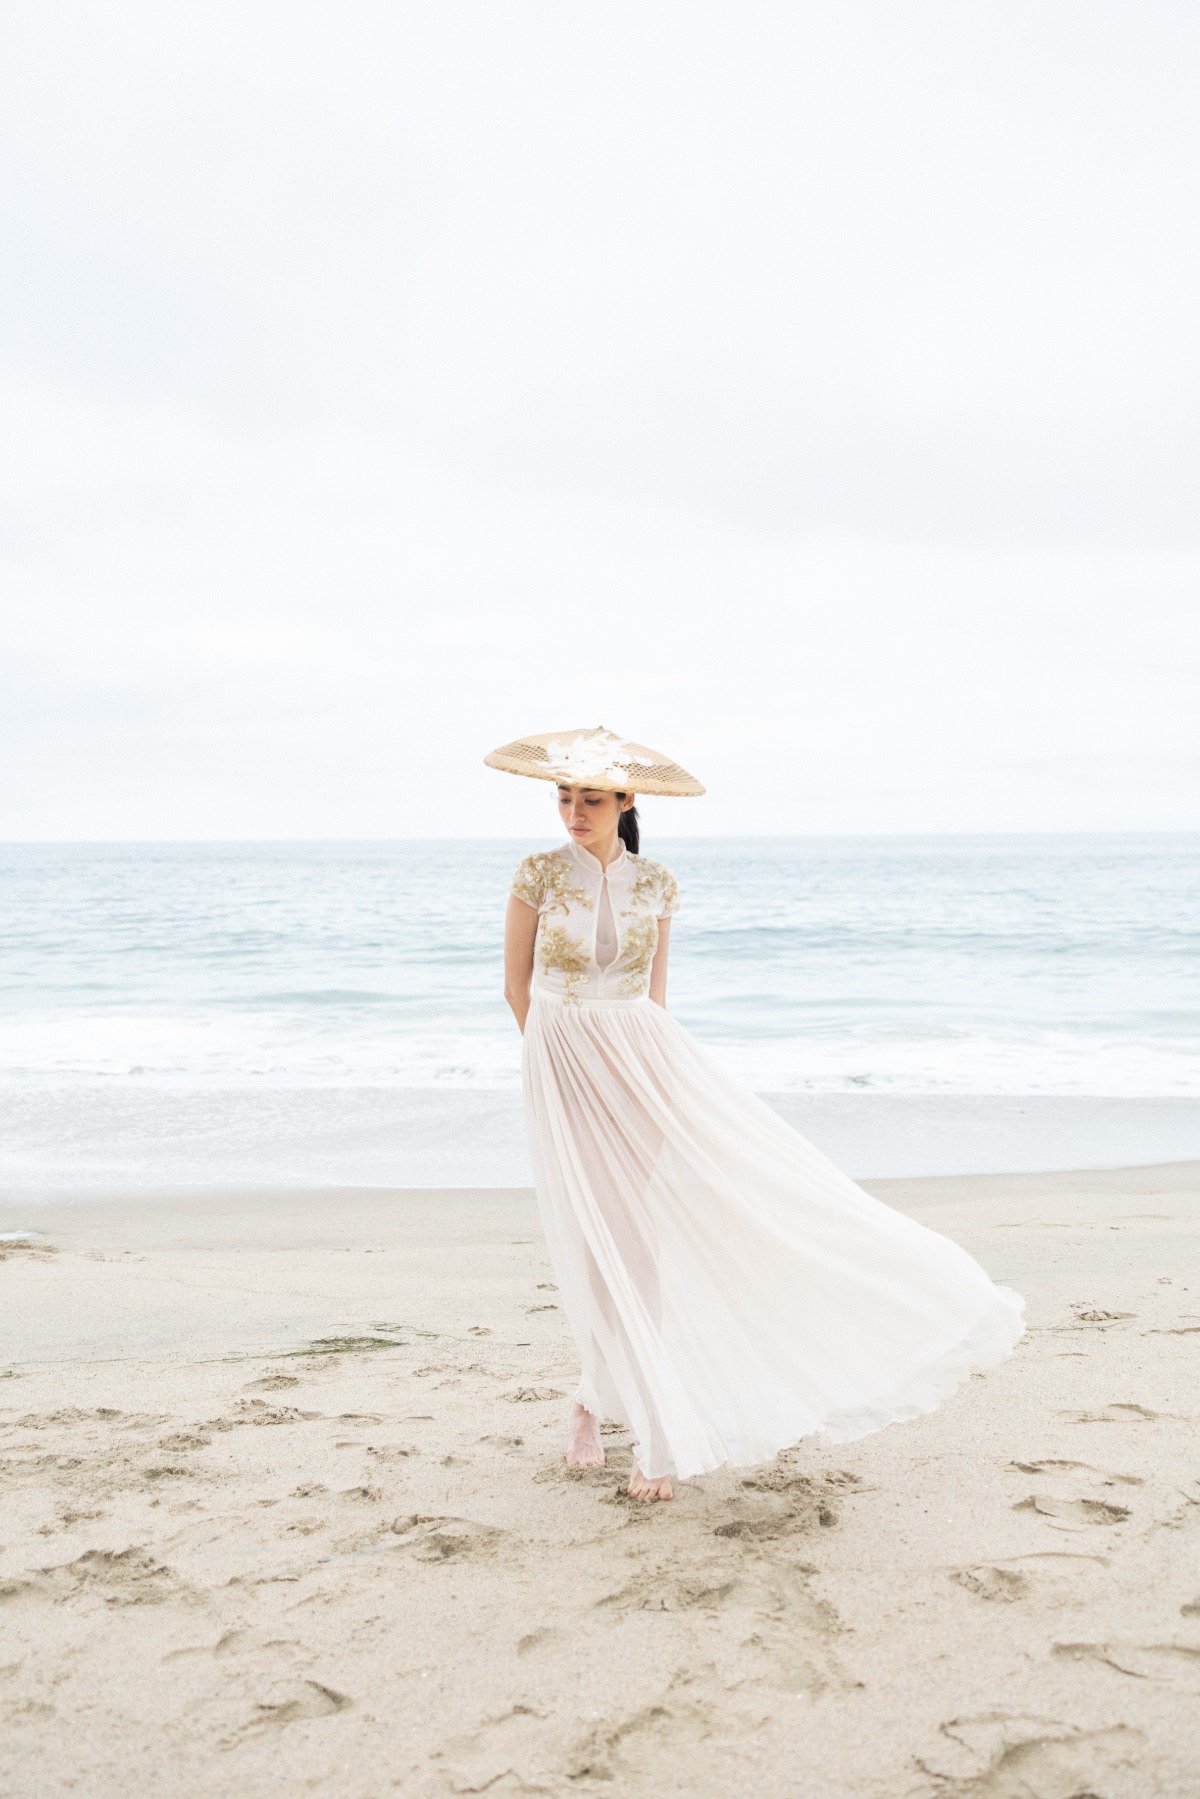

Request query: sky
[{"left": 3, "top": 1, "right": 1198, "bottom": 839}]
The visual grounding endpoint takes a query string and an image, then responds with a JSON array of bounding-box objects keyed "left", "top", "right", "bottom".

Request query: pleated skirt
[{"left": 520, "top": 988, "right": 1025, "bottom": 1483}]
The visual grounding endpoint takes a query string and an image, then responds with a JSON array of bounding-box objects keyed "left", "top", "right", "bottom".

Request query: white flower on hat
[
  {"left": 544, "top": 729, "right": 634, "bottom": 785},
  {"left": 484, "top": 723, "right": 704, "bottom": 795}
]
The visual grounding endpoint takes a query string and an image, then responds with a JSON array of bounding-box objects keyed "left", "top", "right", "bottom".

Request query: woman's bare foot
[
  {"left": 626, "top": 1464, "right": 674, "bottom": 1503},
  {"left": 565, "top": 1401, "right": 605, "bottom": 1468}
]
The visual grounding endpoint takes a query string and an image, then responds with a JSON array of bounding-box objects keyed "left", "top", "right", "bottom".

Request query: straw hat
[{"left": 484, "top": 725, "right": 705, "bottom": 797}]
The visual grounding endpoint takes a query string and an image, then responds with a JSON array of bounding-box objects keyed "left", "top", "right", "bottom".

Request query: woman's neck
[{"left": 579, "top": 832, "right": 623, "bottom": 869}]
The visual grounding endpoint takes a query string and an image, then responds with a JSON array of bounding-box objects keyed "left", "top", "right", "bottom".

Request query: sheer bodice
[
  {"left": 510, "top": 839, "right": 679, "bottom": 1004},
  {"left": 594, "top": 871, "right": 619, "bottom": 970}
]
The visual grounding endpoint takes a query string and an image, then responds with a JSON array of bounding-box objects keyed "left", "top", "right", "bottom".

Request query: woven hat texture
[{"left": 484, "top": 725, "right": 704, "bottom": 797}]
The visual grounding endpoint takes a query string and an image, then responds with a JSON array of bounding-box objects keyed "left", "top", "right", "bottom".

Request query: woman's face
[{"left": 557, "top": 784, "right": 632, "bottom": 848}]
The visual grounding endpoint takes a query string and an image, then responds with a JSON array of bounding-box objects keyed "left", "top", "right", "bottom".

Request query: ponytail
[{"left": 616, "top": 795, "right": 640, "bottom": 855}]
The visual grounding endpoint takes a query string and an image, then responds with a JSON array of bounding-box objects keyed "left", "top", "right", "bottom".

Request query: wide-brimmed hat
[{"left": 484, "top": 724, "right": 705, "bottom": 797}]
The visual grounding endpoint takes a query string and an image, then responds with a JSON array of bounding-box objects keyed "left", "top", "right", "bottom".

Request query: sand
[{"left": 2, "top": 1163, "right": 1199, "bottom": 1796}]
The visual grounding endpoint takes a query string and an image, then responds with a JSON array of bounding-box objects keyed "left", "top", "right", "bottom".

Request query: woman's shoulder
[
  {"left": 627, "top": 852, "right": 680, "bottom": 916},
  {"left": 509, "top": 845, "right": 569, "bottom": 908}
]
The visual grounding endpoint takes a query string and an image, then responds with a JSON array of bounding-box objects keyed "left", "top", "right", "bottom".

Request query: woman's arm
[
  {"left": 503, "top": 894, "right": 538, "bottom": 1032},
  {"left": 649, "top": 916, "right": 672, "bottom": 1008}
]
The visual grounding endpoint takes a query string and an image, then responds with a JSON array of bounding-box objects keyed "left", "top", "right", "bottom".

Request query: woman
[{"left": 489, "top": 725, "right": 1025, "bottom": 1504}]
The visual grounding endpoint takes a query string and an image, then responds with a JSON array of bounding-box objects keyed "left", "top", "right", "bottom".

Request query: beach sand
[{"left": 2, "top": 1163, "right": 1198, "bottom": 1795}]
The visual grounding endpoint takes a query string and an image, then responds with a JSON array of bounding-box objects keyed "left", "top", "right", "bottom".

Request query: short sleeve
[
  {"left": 510, "top": 853, "right": 545, "bottom": 911},
  {"left": 657, "top": 865, "right": 680, "bottom": 918}
]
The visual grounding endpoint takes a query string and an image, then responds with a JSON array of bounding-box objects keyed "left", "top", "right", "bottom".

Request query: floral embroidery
[
  {"left": 617, "top": 915, "right": 660, "bottom": 995},
  {"left": 513, "top": 843, "right": 679, "bottom": 1002},
  {"left": 537, "top": 923, "right": 592, "bottom": 1002},
  {"left": 622, "top": 863, "right": 660, "bottom": 911},
  {"left": 510, "top": 856, "right": 544, "bottom": 910},
  {"left": 622, "top": 857, "right": 677, "bottom": 919},
  {"left": 511, "top": 850, "right": 594, "bottom": 917}
]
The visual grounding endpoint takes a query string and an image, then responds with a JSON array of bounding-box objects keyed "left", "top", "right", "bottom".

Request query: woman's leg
[{"left": 570, "top": 1189, "right": 673, "bottom": 1500}]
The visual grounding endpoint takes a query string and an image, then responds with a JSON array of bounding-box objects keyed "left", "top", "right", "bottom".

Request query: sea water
[{"left": 2, "top": 835, "right": 1197, "bottom": 1189}]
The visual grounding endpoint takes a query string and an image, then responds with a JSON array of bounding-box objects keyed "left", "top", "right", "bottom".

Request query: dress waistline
[{"left": 532, "top": 987, "right": 651, "bottom": 1010}]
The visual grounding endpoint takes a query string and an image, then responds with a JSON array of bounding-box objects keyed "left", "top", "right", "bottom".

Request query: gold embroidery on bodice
[{"left": 510, "top": 840, "right": 679, "bottom": 1004}]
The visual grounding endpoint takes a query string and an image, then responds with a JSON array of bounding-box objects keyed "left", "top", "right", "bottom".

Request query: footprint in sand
[
  {"left": 1009, "top": 1458, "right": 1144, "bottom": 1487},
  {"left": 0, "top": 1546, "right": 193, "bottom": 1608},
  {"left": 221, "top": 1679, "right": 352, "bottom": 1745},
  {"left": 742, "top": 1465, "right": 861, "bottom": 1496},
  {"left": 169, "top": 1627, "right": 308, "bottom": 1664},
  {"left": 1053, "top": 1641, "right": 1200, "bottom": 1690},
  {"left": 951, "top": 1565, "right": 1031, "bottom": 1603},
  {"left": 915, "top": 1713, "right": 1143, "bottom": 1791},
  {"left": 595, "top": 1568, "right": 741, "bottom": 1614},
  {"left": 388, "top": 1513, "right": 505, "bottom": 1562},
  {"left": 412, "top": 1367, "right": 461, "bottom": 1390},
  {"left": 719, "top": 1511, "right": 831, "bottom": 1540},
  {"left": 500, "top": 1387, "right": 564, "bottom": 1403},
  {"left": 1061, "top": 1402, "right": 1176, "bottom": 1424},
  {"left": 158, "top": 1430, "right": 213, "bottom": 1452},
  {"left": 1013, "top": 1495, "right": 1131, "bottom": 1528},
  {"left": 533, "top": 1455, "right": 611, "bottom": 1487},
  {"left": 241, "top": 1374, "right": 302, "bottom": 1391},
  {"left": 740, "top": 1627, "right": 849, "bottom": 1699},
  {"left": 206, "top": 1399, "right": 323, "bottom": 1429},
  {"left": 15, "top": 1406, "right": 163, "bottom": 1430},
  {"left": 565, "top": 1689, "right": 714, "bottom": 1785},
  {"left": 1009, "top": 1457, "right": 1092, "bottom": 1473},
  {"left": 1155, "top": 1481, "right": 1200, "bottom": 1530},
  {"left": 53, "top": 1506, "right": 106, "bottom": 1527},
  {"left": 717, "top": 1472, "right": 849, "bottom": 1536},
  {"left": 435, "top": 1700, "right": 552, "bottom": 1793},
  {"left": 951, "top": 1549, "right": 1111, "bottom": 1606},
  {"left": 0, "top": 1238, "right": 57, "bottom": 1261}
]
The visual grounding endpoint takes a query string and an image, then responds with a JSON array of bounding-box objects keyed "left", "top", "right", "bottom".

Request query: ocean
[{"left": 2, "top": 835, "right": 1197, "bottom": 1191}]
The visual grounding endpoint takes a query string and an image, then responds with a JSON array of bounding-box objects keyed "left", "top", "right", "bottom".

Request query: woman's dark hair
[{"left": 616, "top": 794, "right": 640, "bottom": 855}]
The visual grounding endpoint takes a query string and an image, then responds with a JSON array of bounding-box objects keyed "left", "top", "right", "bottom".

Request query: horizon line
[{"left": 2, "top": 829, "right": 1197, "bottom": 848}]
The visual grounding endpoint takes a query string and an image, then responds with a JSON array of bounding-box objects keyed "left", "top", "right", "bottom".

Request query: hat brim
[{"left": 484, "top": 729, "right": 705, "bottom": 797}]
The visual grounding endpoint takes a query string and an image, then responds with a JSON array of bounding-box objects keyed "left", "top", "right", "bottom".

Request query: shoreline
[{"left": 4, "top": 1089, "right": 1199, "bottom": 1195}]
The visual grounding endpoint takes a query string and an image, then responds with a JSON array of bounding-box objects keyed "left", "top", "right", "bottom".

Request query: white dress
[{"left": 512, "top": 837, "right": 1025, "bottom": 1483}]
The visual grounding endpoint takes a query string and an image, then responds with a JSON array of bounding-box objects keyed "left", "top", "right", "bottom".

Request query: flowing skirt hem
[
  {"left": 813, "top": 1282, "right": 1026, "bottom": 1449},
  {"left": 582, "top": 1284, "right": 1026, "bottom": 1483}
]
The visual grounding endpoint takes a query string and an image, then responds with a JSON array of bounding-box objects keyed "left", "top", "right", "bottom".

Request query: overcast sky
[{"left": 3, "top": 2, "right": 1198, "bottom": 838}]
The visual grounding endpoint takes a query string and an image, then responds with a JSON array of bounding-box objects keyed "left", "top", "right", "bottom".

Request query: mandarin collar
[{"left": 566, "top": 836, "right": 629, "bottom": 877}]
